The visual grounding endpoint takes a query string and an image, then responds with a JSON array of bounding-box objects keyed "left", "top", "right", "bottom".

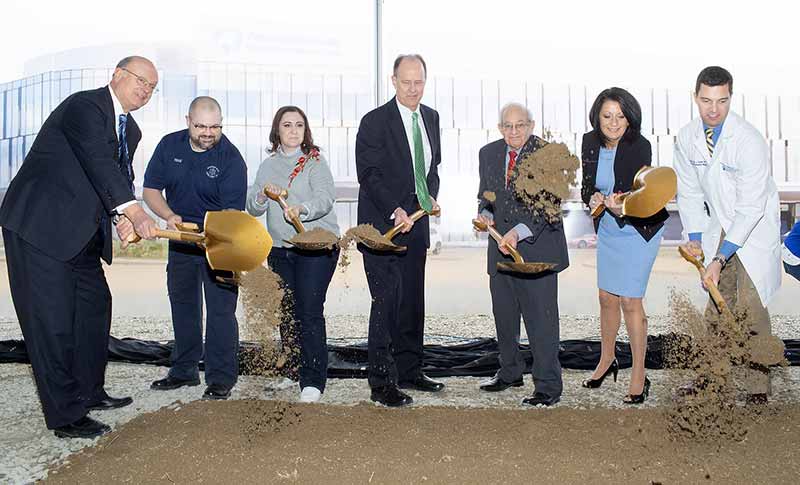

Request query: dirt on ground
[
  {"left": 513, "top": 141, "right": 579, "bottom": 223},
  {"left": 44, "top": 399, "right": 800, "bottom": 484}
]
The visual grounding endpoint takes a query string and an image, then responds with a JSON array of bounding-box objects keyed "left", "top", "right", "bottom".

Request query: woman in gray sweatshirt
[{"left": 246, "top": 106, "right": 340, "bottom": 403}]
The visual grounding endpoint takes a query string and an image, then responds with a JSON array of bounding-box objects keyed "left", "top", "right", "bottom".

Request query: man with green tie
[
  {"left": 355, "top": 54, "right": 443, "bottom": 407},
  {"left": 675, "top": 66, "right": 781, "bottom": 404}
]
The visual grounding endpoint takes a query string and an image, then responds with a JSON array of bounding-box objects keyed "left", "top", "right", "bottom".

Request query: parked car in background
[{"left": 568, "top": 233, "right": 597, "bottom": 249}]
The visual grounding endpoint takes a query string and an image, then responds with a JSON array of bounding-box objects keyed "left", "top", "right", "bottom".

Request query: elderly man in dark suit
[
  {"left": 476, "top": 102, "right": 569, "bottom": 406},
  {"left": 355, "top": 54, "right": 443, "bottom": 407},
  {"left": 0, "top": 56, "right": 159, "bottom": 438}
]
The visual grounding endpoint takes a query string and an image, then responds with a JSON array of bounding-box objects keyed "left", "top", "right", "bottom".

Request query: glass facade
[{"left": 2, "top": 64, "right": 800, "bottom": 241}]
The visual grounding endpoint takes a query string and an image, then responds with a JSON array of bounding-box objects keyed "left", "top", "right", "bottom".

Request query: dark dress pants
[
  {"left": 362, "top": 244, "right": 427, "bottom": 388},
  {"left": 3, "top": 227, "right": 112, "bottom": 429},
  {"left": 489, "top": 270, "right": 562, "bottom": 398},
  {"left": 166, "top": 243, "right": 239, "bottom": 388},
  {"left": 268, "top": 246, "right": 339, "bottom": 392}
]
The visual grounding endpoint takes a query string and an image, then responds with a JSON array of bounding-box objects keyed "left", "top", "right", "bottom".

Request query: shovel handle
[
  {"left": 264, "top": 187, "right": 305, "bottom": 234},
  {"left": 678, "top": 246, "right": 729, "bottom": 313},
  {"left": 384, "top": 207, "right": 441, "bottom": 240},
  {"left": 124, "top": 229, "right": 205, "bottom": 245},
  {"left": 472, "top": 219, "right": 524, "bottom": 264},
  {"left": 590, "top": 192, "right": 630, "bottom": 219}
]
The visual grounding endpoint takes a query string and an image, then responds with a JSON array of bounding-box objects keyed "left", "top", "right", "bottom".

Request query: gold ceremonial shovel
[
  {"left": 472, "top": 219, "right": 556, "bottom": 274},
  {"left": 591, "top": 166, "right": 677, "bottom": 218},
  {"left": 127, "top": 210, "right": 273, "bottom": 272},
  {"left": 678, "top": 245, "right": 730, "bottom": 315},
  {"left": 263, "top": 187, "right": 339, "bottom": 251},
  {"left": 357, "top": 207, "right": 441, "bottom": 252}
]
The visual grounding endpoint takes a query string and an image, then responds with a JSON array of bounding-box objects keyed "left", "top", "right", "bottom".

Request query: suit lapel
[{"left": 420, "top": 105, "right": 438, "bottom": 174}]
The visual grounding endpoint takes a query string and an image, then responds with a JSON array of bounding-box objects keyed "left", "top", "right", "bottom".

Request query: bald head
[
  {"left": 186, "top": 96, "right": 223, "bottom": 152},
  {"left": 110, "top": 55, "right": 158, "bottom": 113}
]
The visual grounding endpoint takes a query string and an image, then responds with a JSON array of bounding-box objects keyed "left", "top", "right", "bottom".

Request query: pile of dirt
[
  {"left": 663, "top": 290, "right": 786, "bottom": 441},
  {"left": 513, "top": 142, "right": 579, "bottom": 223},
  {"left": 44, "top": 400, "right": 800, "bottom": 483},
  {"left": 238, "top": 266, "right": 297, "bottom": 376},
  {"left": 287, "top": 227, "right": 339, "bottom": 250}
]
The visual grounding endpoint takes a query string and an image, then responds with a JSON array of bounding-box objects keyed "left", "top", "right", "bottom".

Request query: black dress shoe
[
  {"left": 398, "top": 374, "right": 445, "bottom": 392},
  {"left": 479, "top": 374, "right": 524, "bottom": 392},
  {"left": 87, "top": 395, "right": 133, "bottom": 411},
  {"left": 151, "top": 375, "right": 201, "bottom": 391},
  {"left": 521, "top": 392, "right": 560, "bottom": 407},
  {"left": 370, "top": 386, "right": 413, "bottom": 407},
  {"left": 202, "top": 384, "right": 232, "bottom": 400},
  {"left": 53, "top": 416, "right": 111, "bottom": 439},
  {"left": 746, "top": 393, "right": 768, "bottom": 405}
]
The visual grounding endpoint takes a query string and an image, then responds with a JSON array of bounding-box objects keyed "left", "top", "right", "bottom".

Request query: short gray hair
[
  {"left": 498, "top": 102, "right": 533, "bottom": 124},
  {"left": 188, "top": 96, "right": 222, "bottom": 115}
]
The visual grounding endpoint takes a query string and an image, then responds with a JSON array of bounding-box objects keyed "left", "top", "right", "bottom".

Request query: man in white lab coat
[{"left": 675, "top": 66, "right": 781, "bottom": 404}]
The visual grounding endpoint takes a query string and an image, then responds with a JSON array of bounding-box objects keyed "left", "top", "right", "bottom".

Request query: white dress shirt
[
  {"left": 108, "top": 85, "right": 136, "bottom": 213},
  {"left": 396, "top": 98, "right": 432, "bottom": 174}
]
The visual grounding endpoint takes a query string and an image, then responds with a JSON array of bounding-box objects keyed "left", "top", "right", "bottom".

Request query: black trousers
[
  {"left": 269, "top": 246, "right": 339, "bottom": 392},
  {"left": 166, "top": 243, "right": 239, "bottom": 388},
  {"left": 3, "top": 227, "right": 112, "bottom": 429},
  {"left": 361, "top": 244, "right": 427, "bottom": 388}
]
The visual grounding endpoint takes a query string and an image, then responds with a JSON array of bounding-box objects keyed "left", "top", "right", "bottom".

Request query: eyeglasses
[
  {"left": 501, "top": 122, "right": 530, "bottom": 132},
  {"left": 120, "top": 67, "right": 159, "bottom": 93},
  {"left": 192, "top": 123, "right": 223, "bottom": 131}
]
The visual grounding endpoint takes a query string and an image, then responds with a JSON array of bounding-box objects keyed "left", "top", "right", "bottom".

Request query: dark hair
[
  {"left": 392, "top": 54, "right": 427, "bottom": 79},
  {"left": 588, "top": 87, "right": 642, "bottom": 145},
  {"left": 695, "top": 66, "right": 733, "bottom": 95},
  {"left": 268, "top": 106, "right": 319, "bottom": 155}
]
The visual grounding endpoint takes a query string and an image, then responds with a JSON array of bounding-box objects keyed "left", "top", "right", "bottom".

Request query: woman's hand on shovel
[{"left": 283, "top": 205, "right": 303, "bottom": 223}]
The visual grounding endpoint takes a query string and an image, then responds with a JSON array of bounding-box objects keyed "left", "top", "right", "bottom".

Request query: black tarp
[{"left": 2, "top": 335, "right": 798, "bottom": 378}]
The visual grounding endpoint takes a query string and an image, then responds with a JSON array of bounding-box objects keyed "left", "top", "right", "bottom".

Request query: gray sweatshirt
[{"left": 246, "top": 146, "right": 340, "bottom": 248}]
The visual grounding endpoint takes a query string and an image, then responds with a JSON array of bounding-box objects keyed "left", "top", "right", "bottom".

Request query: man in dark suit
[
  {"left": 0, "top": 56, "right": 159, "bottom": 438},
  {"left": 476, "top": 102, "right": 569, "bottom": 406},
  {"left": 355, "top": 54, "right": 443, "bottom": 407}
]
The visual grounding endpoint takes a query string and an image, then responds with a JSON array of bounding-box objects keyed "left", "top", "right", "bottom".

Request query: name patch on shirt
[
  {"left": 173, "top": 158, "right": 182, "bottom": 164},
  {"left": 206, "top": 166, "right": 220, "bottom": 179},
  {"left": 689, "top": 159, "right": 708, "bottom": 167},
  {"left": 721, "top": 163, "right": 737, "bottom": 172}
]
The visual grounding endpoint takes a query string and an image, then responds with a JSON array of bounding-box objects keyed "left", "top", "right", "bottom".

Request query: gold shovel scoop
[
  {"left": 591, "top": 165, "right": 677, "bottom": 219},
  {"left": 678, "top": 245, "right": 730, "bottom": 315},
  {"left": 126, "top": 210, "right": 273, "bottom": 272},
  {"left": 356, "top": 207, "right": 441, "bottom": 252},
  {"left": 472, "top": 219, "right": 556, "bottom": 274},
  {"left": 263, "top": 187, "right": 339, "bottom": 251}
]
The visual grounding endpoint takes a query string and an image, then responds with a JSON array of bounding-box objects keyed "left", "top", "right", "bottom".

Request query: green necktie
[
  {"left": 412, "top": 112, "right": 433, "bottom": 212},
  {"left": 705, "top": 127, "right": 715, "bottom": 157}
]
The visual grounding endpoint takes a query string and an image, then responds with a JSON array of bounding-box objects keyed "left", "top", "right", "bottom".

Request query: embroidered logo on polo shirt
[
  {"left": 206, "top": 166, "right": 220, "bottom": 178},
  {"left": 173, "top": 158, "right": 182, "bottom": 164}
]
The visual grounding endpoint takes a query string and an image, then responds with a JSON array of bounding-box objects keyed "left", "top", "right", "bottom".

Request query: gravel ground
[{"left": 2, "top": 314, "right": 800, "bottom": 483}]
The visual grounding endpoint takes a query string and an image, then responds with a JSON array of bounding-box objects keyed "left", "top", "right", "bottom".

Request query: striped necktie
[
  {"left": 412, "top": 112, "right": 432, "bottom": 212},
  {"left": 705, "top": 127, "right": 715, "bottom": 157},
  {"left": 118, "top": 114, "right": 133, "bottom": 192}
]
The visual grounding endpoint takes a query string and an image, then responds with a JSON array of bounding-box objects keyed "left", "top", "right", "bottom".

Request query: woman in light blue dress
[{"left": 579, "top": 88, "right": 669, "bottom": 404}]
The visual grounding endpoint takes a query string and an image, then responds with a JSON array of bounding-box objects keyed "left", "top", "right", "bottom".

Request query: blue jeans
[
  {"left": 167, "top": 243, "right": 239, "bottom": 388},
  {"left": 268, "top": 246, "right": 338, "bottom": 392}
]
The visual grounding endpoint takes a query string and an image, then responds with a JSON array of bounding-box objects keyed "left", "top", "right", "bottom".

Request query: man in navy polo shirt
[{"left": 143, "top": 96, "right": 247, "bottom": 400}]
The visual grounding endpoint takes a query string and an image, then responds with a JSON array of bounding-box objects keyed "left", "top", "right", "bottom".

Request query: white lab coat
[{"left": 674, "top": 111, "right": 781, "bottom": 306}]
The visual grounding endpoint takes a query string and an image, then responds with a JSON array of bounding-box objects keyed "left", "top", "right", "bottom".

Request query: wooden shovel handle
[
  {"left": 384, "top": 207, "right": 441, "bottom": 240},
  {"left": 678, "top": 246, "right": 729, "bottom": 313},
  {"left": 472, "top": 219, "right": 524, "bottom": 264},
  {"left": 263, "top": 187, "right": 305, "bottom": 233},
  {"left": 590, "top": 192, "right": 630, "bottom": 219},
  {"left": 125, "top": 228, "right": 205, "bottom": 245}
]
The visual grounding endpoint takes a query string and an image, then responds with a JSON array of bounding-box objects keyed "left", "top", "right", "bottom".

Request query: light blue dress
[{"left": 595, "top": 147, "right": 664, "bottom": 298}]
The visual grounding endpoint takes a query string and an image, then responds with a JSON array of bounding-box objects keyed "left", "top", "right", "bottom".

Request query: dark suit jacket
[
  {"left": 580, "top": 131, "right": 668, "bottom": 242},
  {"left": 355, "top": 97, "right": 441, "bottom": 249},
  {"left": 0, "top": 86, "right": 139, "bottom": 264},
  {"left": 477, "top": 136, "right": 569, "bottom": 276}
]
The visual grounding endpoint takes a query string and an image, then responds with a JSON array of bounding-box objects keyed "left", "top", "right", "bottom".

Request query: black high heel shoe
[
  {"left": 582, "top": 358, "right": 619, "bottom": 388},
  {"left": 622, "top": 377, "right": 651, "bottom": 405}
]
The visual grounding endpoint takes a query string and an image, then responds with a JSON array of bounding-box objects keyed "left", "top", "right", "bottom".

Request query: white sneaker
[{"left": 299, "top": 387, "right": 322, "bottom": 403}]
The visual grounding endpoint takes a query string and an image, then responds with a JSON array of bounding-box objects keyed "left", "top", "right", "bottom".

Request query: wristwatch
[{"left": 711, "top": 254, "right": 727, "bottom": 269}]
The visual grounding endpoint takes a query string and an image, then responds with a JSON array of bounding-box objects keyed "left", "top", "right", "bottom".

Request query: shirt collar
[
  {"left": 279, "top": 145, "right": 302, "bottom": 157},
  {"left": 702, "top": 121, "right": 724, "bottom": 136},
  {"left": 396, "top": 97, "right": 421, "bottom": 118},
  {"left": 108, "top": 85, "right": 125, "bottom": 120}
]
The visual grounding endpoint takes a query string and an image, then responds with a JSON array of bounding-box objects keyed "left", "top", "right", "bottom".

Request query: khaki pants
[{"left": 704, "top": 248, "right": 772, "bottom": 394}]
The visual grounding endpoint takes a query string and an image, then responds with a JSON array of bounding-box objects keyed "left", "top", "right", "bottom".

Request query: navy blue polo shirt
[{"left": 143, "top": 130, "right": 247, "bottom": 227}]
